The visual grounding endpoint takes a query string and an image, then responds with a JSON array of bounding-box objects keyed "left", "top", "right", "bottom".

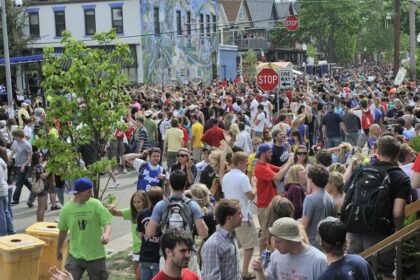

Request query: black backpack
[
  {"left": 160, "top": 197, "right": 194, "bottom": 236},
  {"left": 341, "top": 166, "right": 397, "bottom": 234}
]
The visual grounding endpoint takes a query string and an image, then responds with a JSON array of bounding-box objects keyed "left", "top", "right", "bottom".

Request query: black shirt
[
  {"left": 137, "top": 208, "right": 161, "bottom": 263},
  {"left": 271, "top": 143, "right": 289, "bottom": 167},
  {"left": 199, "top": 165, "right": 216, "bottom": 190}
]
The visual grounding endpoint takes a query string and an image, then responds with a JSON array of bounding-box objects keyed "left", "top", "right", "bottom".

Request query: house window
[
  {"left": 111, "top": 7, "right": 123, "bottom": 34},
  {"left": 212, "top": 14, "right": 217, "bottom": 33},
  {"left": 199, "top": 13, "right": 204, "bottom": 35},
  {"left": 29, "top": 12, "right": 40, "bottom": 38},
  {"left": 176, "top": 11, "right": 181, "bottom": 35},
  {"left": 84, "top": 9, "right": 96, "bottom": 35},
  {"left": 54, "top": 11, "right": 66, "bottom": 37},
  {"left": 186, "top": 11, "right": 191, "bottom": 36},
  {"left": 154, "top": 7, "right": 160, "bottom": 34},
  {"left": 206, "top": 14, "right": 210, "bottom": 36}
]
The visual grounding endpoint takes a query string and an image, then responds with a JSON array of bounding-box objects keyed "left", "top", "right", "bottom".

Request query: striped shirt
[{"left": 201, "top": 226, "right": 241, "bottom": 280}]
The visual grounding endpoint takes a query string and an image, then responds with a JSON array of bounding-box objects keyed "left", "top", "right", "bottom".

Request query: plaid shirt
[{"left": 201, "top": 226, "right": 241, "bottom": 280}]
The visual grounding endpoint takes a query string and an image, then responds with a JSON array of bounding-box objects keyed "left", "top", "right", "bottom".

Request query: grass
[{"left": 81, "top": 247, "right": 135, "bottom": 280}]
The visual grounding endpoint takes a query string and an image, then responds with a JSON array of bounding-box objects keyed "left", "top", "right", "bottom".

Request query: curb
[{"left": 106, "top": 232, "right": 133, "bottom": 257}]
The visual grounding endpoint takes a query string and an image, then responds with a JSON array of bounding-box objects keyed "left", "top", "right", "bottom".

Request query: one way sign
[{"left": 279, "top": 69, "right": 294, "bottom": 90}]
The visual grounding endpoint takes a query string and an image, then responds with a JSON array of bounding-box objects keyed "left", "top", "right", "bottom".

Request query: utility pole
[
  {"left": 393, "top": 0, "right": 401, "bottom": 76},
  {"left": 409, "top": 0, "right": 417, "bottom": 81},
  {"left": 1, "top": 0, "right": 14, "bottom": 117}
]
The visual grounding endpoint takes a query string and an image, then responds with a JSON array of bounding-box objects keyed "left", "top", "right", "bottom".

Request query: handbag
[{"left": 32, "top": 177, "right": 45, "bottom": 194}]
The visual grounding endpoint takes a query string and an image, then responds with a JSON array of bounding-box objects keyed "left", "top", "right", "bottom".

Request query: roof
[
  {"left": 246, "top": 0, "right": 276, "bottom": 28},
  {"left": 275, "top": 1, "right": 299, "bottom": 19},
  {"left": 220, "top": 0, "right": 243, "bottom": 23}
]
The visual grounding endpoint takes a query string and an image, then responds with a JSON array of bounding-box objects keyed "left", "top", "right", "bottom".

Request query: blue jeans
[
  {"left": 326, "top": 137, "right": 342, "bottom": 149},
  {"left": 12, "top": 166, "right": 36, "bottom": 203},
  {"left": 56, "top": 187, "right": 65, "bottom": 205},
  {"left": 140, "top": 262, "right": 159, "bottom": 280},
  {"left": 7, "top": 188, "right": 12, "bottom": 218},
  {"left": 0, "top": 196, "right": 15, "bottom": 236}
]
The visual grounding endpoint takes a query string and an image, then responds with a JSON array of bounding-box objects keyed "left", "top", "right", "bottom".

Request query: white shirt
[
  {"left": 234, "top": 130, "right": 252, "bottom": 154},
  {"left": 222, "top": 168, "right": 252, "bottom": 221},
  {"left": 250, "top": 99, "right": 259, "bottom": 121},
  {"left": 254, "top": 112, "right": 266, "bottom": 133}
]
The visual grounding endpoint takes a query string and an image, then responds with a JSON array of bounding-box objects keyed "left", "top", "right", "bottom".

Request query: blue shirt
[
  {"left": 137, "top": 162, "right": 165, "bottom": 191},
  {"left": 150, "top": 194, "right": 204, "bottom": 223},
  {"left": 318, "top": 254, "right": 376, "bottom": 280}
]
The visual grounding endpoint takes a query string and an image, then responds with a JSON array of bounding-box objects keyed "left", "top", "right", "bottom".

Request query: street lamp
[{"left": 0, "top": 0, "right": 21, "bottom": 117}]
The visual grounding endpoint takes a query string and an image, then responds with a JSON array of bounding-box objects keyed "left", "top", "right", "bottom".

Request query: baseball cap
[
  {"left": 74, "top": 177, "right": 93, "bottom": 194},
  {"left": 269, "top": 217, "right": 303, "bottom": 242},
  {"left": 256, "top": 144, "right": 272, "bottom": 157},
  {"left": 145, "top": 110, "right": 153, "bottom": 117},
  {"left": 317, "top": 217, "right": 347, "bottom": 246}
]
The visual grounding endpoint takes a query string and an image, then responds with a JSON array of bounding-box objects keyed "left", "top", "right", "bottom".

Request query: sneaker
[
  {"left": 11, "top": 201, "right": 19, "bottom": 206},
  {"left": 51, "top": 205, "right": 61, "bottom": 211},
  {"left": 122, "top": 169, "right": 127, "bottom": 174},
  {"left": 27, "top": 202, "right": 34, "bottom": 208},
  {"left": 110, "top": 182, "right": 120, "bottom": 189}
]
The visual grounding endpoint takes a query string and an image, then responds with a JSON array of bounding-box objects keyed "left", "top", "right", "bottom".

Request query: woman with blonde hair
[
  {"left": 260, "top": 196, "right": 309, "bottom": 252},
  {"left": 325, "top": 171, "right": 345, "bottom": 217},
  {"left": 284, "top": 164, "right": 306, "bottom": 219},
  {"left": 368, "top": 124, "right": 381, "bottom": 149},
  {"left": 189, "top": 183, "right": 216, "bottom": 236}
]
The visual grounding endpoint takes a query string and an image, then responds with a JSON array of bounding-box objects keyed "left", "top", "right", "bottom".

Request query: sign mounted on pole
[
  {"left": 256, "top": 68, "right": 279, "bottom": 91},
  {"left": 279, "top": 69, "right": 294, "bottom": 89},
  {"left": 284, "top": 15, "right": 300, "bottom": 31}
]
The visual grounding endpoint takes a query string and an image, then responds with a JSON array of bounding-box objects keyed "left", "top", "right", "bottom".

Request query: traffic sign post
[
  {"left": 284, "top": 15, "right": 299, "bottom": 31},
  {"left": 279, "top": 69, "right": 294, "bottom": 90},
  {"left": 256, "top": 68, "right": 279, "bottom": 92}
]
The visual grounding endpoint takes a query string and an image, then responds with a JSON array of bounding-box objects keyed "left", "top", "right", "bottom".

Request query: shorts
[
  {"left": 65, "top": 254, "right": 108, "bottom": 280},
  {"left": 236, "top": 216, "right": 259, "bottom": 249}
]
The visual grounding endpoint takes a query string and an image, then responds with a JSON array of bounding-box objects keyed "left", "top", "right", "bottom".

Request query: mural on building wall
[{"left": 140, "top": 0, "right": 218, "bottom": 84}]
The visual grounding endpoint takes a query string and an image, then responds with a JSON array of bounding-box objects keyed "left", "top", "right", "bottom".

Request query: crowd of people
[{"left": 1, "top": 64, "right": 420, "bottom": 280}]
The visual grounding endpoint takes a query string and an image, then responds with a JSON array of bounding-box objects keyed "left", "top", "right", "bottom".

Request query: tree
[
  {"left": 243, "top": 49, "right": 258, "bottom": 80},
  {"left": 37, "top": 30, "right": 132, "bottom": 199},
  {"left": 270, "top": 0, "right": 365, "bottom": 63}
]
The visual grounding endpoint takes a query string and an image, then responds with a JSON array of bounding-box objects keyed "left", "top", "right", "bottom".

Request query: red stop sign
[
  {"left": 256, "top": 68, "right": 279, "bottom": 91},
  {"left": 284, "top": 15, "right": 299, "bottom": 31}
]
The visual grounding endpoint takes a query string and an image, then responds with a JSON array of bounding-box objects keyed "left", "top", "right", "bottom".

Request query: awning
[{"left": 0, "top": 54, "right": 44, "bottom": 65}]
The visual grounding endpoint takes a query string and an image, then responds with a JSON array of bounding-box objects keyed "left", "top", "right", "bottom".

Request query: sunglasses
[
  {"left": 297, "top": 152, "right": 307, "bottom": 156},
  {"left": 177, "top": 154, "right": 189, "bottom": 158}
]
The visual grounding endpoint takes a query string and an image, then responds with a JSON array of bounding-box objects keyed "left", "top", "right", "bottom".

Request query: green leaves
[
  {"left": 40, "top": 31, "right": 131, "bottom": 198},
  {"left": 243, "top": 49, "right": 258, "bottom": 80}
]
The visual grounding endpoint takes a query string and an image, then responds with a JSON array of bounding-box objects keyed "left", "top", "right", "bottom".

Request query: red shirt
[
  {"left": 412, "top": 151, "right": 420, "bottom": 172},
  {"left": 254, "top": 161, "right": 279, "bottom": 208},
  {"left": 152, "top": 270, "right": 199, "bottom": 280},
  {"left": 201, "top": 127, "right": 225, "bottom": 148}
]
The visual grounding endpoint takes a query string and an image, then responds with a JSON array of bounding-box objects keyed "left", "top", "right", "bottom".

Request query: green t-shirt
[
  {"left": 143, "top": 118, "right": 157, "bottom": 142},
  {"left": 58, "top": 198, "right": 113, "bottom": 261},
  {"left": 121, "top": 208, "right": 142, "bottom": 253}
]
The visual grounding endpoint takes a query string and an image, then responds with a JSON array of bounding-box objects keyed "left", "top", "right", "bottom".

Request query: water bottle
[
  {"left": 261, "top": 250, "right": 271, "bottom": 269},
  {"left": 168, "top": 211, "right": 184, "bottom": 229}
]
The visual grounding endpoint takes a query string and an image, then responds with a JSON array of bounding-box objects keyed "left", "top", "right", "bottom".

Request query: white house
[{"left": 23, "top": 0, "right": 142, "bottom": 84}]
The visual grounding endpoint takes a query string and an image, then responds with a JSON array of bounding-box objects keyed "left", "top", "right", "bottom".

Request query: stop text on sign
[{"left": 258, "top": 75, "right": 278, "bottom": 84}]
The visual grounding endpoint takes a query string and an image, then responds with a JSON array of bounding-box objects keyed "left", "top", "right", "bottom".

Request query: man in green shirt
[
  {"left": 57, "top": 177, "right": 113, "bottom": 280},
  {"left": 143, "top": 110, "right": 158, "bottom": 148}
]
